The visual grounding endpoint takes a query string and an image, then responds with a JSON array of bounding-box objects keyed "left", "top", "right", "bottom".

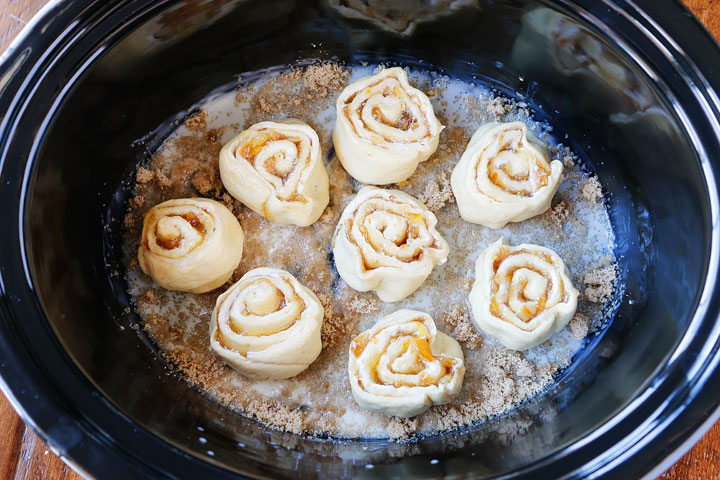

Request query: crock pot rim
[
  {"left": 0, "top": 1, "right": 244, "bottom": 478},
  {"left": 1, "top": 0, "right": 719, "bottom": 479}
]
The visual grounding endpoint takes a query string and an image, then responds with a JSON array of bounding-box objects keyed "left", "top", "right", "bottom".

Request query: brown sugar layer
[
  {"left": 417, "top": 170, "right": 454, "bottom": 213},
  {"left": 584, "top": 263, "right": 618, "bottom": 304},
  {"left": 581, "top": 176, "right": 603, "bottom": 203},
  {"left": 185, "top": 110, "right": 208, "bottom": 131},
  {"left": 443, "top": 304, "right": 483, "bottom": 350},
  {"left": 123, "top": 63, "right": 618, "bottom": 439},
  {"left": 568, "top": 312, "right": 592, "bottom": 341}
]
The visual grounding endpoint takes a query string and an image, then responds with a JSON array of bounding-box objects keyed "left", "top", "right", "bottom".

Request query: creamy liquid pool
[{"left": 123, "top": 63, "right": 617, "bottom": 439}]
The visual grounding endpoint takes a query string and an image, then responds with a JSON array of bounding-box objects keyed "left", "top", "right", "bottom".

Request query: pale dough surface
[
  {"left": 332, "top": 186, "right": 449, "bottom": 302},
  {"left": 469, "top": 238, "right": 579, "bottom": 350},
  {"left": 451, "top": 121, "right": 563, "bottom": 229},
  {"left": 219, "top": 119, "right": 329, "bottom": 226},
  {"left": 210, "top": 267, "right": 324, "bottom": 380},
  {"left": 348, "top": 309, "right": 465, "bottom": 417},
  {"left": 138, "top": 197, "right": 244, "bottom": 294},
  {"left": 333, "top": 67, "right": 443, "bottom": 185}
]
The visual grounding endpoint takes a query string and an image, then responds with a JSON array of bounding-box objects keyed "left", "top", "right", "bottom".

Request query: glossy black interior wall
[{"left": 19, "top": 0, "right": 712, "bottom": 477}]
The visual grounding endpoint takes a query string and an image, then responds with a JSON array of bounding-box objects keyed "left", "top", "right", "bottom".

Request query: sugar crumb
[
  {"left": 155, "top": 169, "right": 171, "bottom": 189},
  {"left": 544, "top": 199, "right": 570, "bottom": 227},
  {"left": 568, "top": 312, "right": 591, "bottom": 340},
  {"left": 185, "top": 110, "right": 208, "bottom": 131},
  {"left": 129, "top": 195, "right": 145, "bottom": 209},
  {"left": 425, "top": 86, "right": 440, "bottom": 97},
  {"left": 302, "top": 63, "right": 348, "bottom": 98},
  {"left": 417, "top": 170, "right": 454, "bottom": 213},
  {"left": 317, "top": 292, "right": 350, "bottom": 350},
  {"left": 245, "top": 398, "right": 305, "bottom": 435},
  {"left": 123, "top": 213, "right": 136, "bottom": 229},
  {"left": 140, "top": 289, "right": 160, "bottom": 305},
  {"left": 387, "top": 417, "right": 419, "bottom": 440},
  {"left": 581, "top": 176, "right": 603, "bottom": 203},
  {"left": 484, "top": 97, "right": 513, "bottom": 116},
  {"left": 443, "top": 304, "right": 483, "bottom": 350},
  {"left": 136, "top": 167, "right": 154, "bottom": 183},
  {"left": 206, "top": 128, "right": 220, "bottom": 143},
  {"left": 584, "top": 264, "right": 617, "bottom": 303}
]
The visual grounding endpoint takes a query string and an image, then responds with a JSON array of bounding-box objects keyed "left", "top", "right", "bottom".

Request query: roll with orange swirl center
[
  {"left": 219, "top": 119, "right": 329, "bottom": 226},
  {"left": 210, "top": 267, "right": 323, "bottom": 380},
  {"left": 332, "top": 186, "right": 449, "bottom": 302},
  {"left": 333, "top": 67, "right": 443, "bottom": 185},
  {"left": 469, "top": 238, "right": 579, "bottom": 350},
  {"left": 138, "top": 198, "right": 244, "bottom": 294},
  {"left": 348, "top": 309, "right": 465, "bottom": 417},
  {"left": 451, "top": 121, "right": 563, "bottom": 229}
]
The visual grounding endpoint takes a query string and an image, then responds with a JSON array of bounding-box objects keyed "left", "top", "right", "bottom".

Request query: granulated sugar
[{"left": 124, "top": 62, "right": 617, "bottom": 439}]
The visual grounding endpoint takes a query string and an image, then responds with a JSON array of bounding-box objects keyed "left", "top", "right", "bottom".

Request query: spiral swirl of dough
[
  {"left": 210, "top": 268, "right": 323, "bottom": 380},
  {"left": 332, "top": 186, "right": 449, "bottom": 302},
  {"left": 469, "top": 238, "right": 579, "bottom": 351},
  {"left": 451, "top": 121, "right": 563, "bottom": 229},
  {"left": 333, "top": 67, "right": 443, "bottom": 185},
  {"left": 348, "top": 309, "right": 465, "bottom": 417},
  {"left": 138, "top": 198, "right": 244, "bottom": 294},
  {"left": 219, "top": 119, "right": 329, "bottom": 226}
]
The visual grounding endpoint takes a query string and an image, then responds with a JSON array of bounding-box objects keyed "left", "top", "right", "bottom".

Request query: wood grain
[
  {"left": 0, "top": 0, "right": 41, "bottom": 53},
  {"left": 0, "top": 393, "right": 80, "bottom": 480},
  {"left": 0, "top": 0, "right": 719, "bottom": 479}
]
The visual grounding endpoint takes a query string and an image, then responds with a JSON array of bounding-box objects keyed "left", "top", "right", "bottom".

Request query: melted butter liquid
[{"left": 126, "top": 65, "right": 616, "bottom": 438}]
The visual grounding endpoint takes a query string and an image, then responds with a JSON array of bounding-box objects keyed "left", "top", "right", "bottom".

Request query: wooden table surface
[{"left": 1, "top": 0, "right": 720, "bottom": 478}]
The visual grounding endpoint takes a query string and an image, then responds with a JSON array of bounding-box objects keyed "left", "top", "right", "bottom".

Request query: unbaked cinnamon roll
[
  {"left": 138, "top": 198, "right": 244, "bottom": 294},
  {"left": 219, "top": 119, "right": 329, "bottom": 226},
  {"left": 332, "top": 186, "right": 449, "bottom": 302},
  {"left": 469, "top": 238, "right": 579, "bottom": 350},
  {"left": 333, "top": 67, "right": 443, "bottom": 185},
  {"left": 348, "top": 309, "right": 465, "bottom": 417},
  {"left": 210, "top": 267, "right": 323, "bottom": 380},
  {"left": 451, "top": 121, "right": 563, "bottom": 229}
]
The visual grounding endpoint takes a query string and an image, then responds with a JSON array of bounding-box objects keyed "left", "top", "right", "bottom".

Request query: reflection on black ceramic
[
  {"left": 512, "top": 7, "right": 677, "bottom": 136},
  {"left": 0, "top": 0, "right": 719, "bottom": 479},
  {"left": 323, "top": 0, "right": 478, "bottom": 36},
  {"left": 513, "top": 8, "right": 654, "bottom": 111}
]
